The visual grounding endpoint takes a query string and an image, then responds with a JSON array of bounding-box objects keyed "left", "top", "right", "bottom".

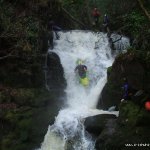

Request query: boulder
[
  {"left": 84, "top": 114, "right": 117, "bottom": 137},
  {"left": 97, "top": 53, "right": 146, "bottom": 110},
  {"left": 95, "top": 101, "right": 150, "bottom": 150},
  {"left": 46, "top": 52, "right": 67, "bottom": 90}
]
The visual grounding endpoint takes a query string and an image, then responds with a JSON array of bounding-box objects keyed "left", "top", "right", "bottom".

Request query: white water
[
  {"left": 39, "top": 31, "right": 129, "bottom": 150},
  {"left": 111, "top": 34, "right": 130, "bottom": 51}
]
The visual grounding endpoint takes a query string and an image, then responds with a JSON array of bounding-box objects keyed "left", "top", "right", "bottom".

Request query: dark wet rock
[
  {"left": 118, "top": 101, "right": 150, "bottom": 127},
  {"left": 95, "top": 101, "right": 150, "bottom": 150},
  {"left": 97, "top": 53, "right": 146, "bottom": 110},
  {"left": 95, "top": 119, "right": 119, "bottom": 150},
  {"left": 0, "top": 87, "right": 64, "bottom": 150},
  {"left": 40, "top": 30, "right": 53, "bottom": 52},
  {"left": 0, "top": 51, "right": 66, "bottom": 150},
  {"left": 46, "top": 52, "right": 67, "bottom": 91},
  {"left": 95, "top": 52, "right": 150, "bottom": 150},
  {"left": 84, "top": 114, "right": 117, "bottom": 137},
  {"left": 98, "top": 82, "right": 122, "bottom": 110}
]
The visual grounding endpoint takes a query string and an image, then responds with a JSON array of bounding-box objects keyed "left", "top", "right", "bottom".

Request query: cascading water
[
  {"left": 39, "top": 31, "right": 130, "bottom": 150},
  {"left": 111, "top": 34, "right": 130, "bottom": 51}
]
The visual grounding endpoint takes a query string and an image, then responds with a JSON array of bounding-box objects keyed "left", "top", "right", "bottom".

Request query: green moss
[
  {"left": 0, "top": 92, "right": 8, "bottom": 103},
  {"left": 107, "top": 66, "right": 112, "bottom": 80},
  {"left": 1, "top": 138, "right": 12, "bottom": 150},
  {"left": 14, "top": 89, "right": 35, "bottom": 105},
  {"left": 119, "top": 102, "right": 140, "bottom": 126},
  {"left": 119, "top": 101, "right": 150, "bottom": 128},
  {"left": 1, "top": 132, "right": 17, "bottom": 150},
  {"left": 0, "top": 1, "right": 62, "bottom": 150},
  {"left": 19, "top": 131, "right": 29, "bottom": 142},
  {"left": 18, "top": 119, "right": 32, "bottom": 130},
  {"left": 107, "top": 66, "right": 112, "bottom": 74},
  {"left": 4, "top": 88, "right": 51, "bottom": 106},
  {"left": 1, "top": 87, "right": 59, "bottom": 150},
  {"left": 99, "top": 102, "right": 150, "bottom": 149},
  {"left": 5, "top": 111, "right": 19, "bottom": 124},
  {"left": 124, "top": 11, "right": 147, "bottom": 36}
]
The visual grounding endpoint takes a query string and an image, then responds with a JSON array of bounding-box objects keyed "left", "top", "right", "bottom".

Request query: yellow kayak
[{"left": 79, "top": 77, "right": 89, "bottom": 87}]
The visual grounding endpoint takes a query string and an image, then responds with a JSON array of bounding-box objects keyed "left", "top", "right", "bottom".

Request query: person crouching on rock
[{"left": 121, "top": 78, "right": 130, "bottom": 102}]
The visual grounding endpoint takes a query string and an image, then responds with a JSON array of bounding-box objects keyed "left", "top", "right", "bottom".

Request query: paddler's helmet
[{"left": 76, "top": 59, "right": 83, "bottom": 65}]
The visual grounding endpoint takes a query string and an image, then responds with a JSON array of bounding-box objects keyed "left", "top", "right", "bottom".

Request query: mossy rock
[
  {"left": 135, "top": 127, "right": 150, "bottom": 138},
  {"left": 5, "top": 111, "right": 20, "bottom": 124},
  {"left": 0, "top": 91, "right": 11, "bottom": 103},
  {"left": 119, "top": 101, "right": 150, "bottom": 127},
  {"left": 19, "top": 131, "right": 29, "bottom": 142},
  {"left": 13, "top": 89, "right": 36, "bottom": 105},
  {"left": 107, "top": 66, "right": 112, "bottom": 79},
  {"left": 18, "top": 119, "right": 32, "bottom": 130},
  {"left": 1, "top": 132, "right": 17, "bottom": 150},
  {"left": 136, "top": 109, "right": 150, "bottom": 126},
  {"left": 9, "top": 88, "right": 53, "bottom": 107},
  {"left": 119, "top": 101, "right": 140, "bottom": 126},
  {"left": 1, "top": 138, "right": 12, "bottom": 150}
]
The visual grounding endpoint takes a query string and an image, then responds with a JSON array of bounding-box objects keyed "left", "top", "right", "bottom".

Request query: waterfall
[{"left": 38, "top": 31, "right": 130, "bottom": 150}]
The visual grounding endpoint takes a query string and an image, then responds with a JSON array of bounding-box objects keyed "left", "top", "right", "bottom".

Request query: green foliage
[
  {"left": 1, "top": 137, "right": 13, "bottom": 150},
  {"left": 119, "top": 101, "right": 150, "bottom": 128},
  {"left": 0, "top": 91, "right": 10, "bottom": 103},
  {"left": 62, "top": 0, "right": 83, "bottom": 6},
  {"left": 124, "top": 11, "right": 147, "bottom": 36},
  {"left": 90, "top": 0, "right": 111, "bottom": 13},
  {"left": 38, "top": 0, "right": 49, "bottom": 7},
  {"left": 107, "top": 66, "right": 112, "bottom": 75},
  {"left": 5, "top": 111, "right": 19, "bottom": 124},
  {"left": 0, "top": 0, "right": 42, "bottom": 57},
  {"left": 14, "top": 89, "right": 35, "bottom": 105},
  {"left": 62, "top": 0, "right": 84, "bottom": 18}
]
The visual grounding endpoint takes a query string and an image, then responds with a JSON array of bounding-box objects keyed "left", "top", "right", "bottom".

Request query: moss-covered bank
[
  {"left": 0, "top": 86, "right": 66, "bottom": 150},
  {"left": 98, "top": 51, "right": 150, "bottom": 110},
  {"left": 96, "top": 51, "right": 150, "bottom": 149},
  {"left": 95, "top": 101, "right": 150, "bottom": 150},
  {"left": 0, "top": 1, "right": 67, "bottom": 150}
]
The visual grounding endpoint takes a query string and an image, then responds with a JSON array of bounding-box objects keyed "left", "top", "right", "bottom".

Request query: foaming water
[
  {"left": 39, "top": 31, "right": 129, "bottom": 150},
  {"left": 111, "top": 33, "right": 130, "bottom": 51}
]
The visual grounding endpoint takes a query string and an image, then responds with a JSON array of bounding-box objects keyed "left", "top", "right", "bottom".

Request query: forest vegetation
[{"left": 0, "top": 0, "right": 150, "bottom": 150}]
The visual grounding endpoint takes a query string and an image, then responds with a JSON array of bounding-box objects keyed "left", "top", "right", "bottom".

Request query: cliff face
[
  {"left": 46, "top": 52, "right": 67, "bottom": 90},
  {"left": 0, "top": 1, "right": 67, "bottom": 150},
  {"left": 94, "top": 51, "right": 150, "bottom": 150},
  {"left": 97, "top": 52, "right": 149, "bottom": 110},
  {"left": 0, "top": 53, "right": 66, "bottom": 150},
  {"left": 94, "top": 101, "right": 150, "bottom": 150}
]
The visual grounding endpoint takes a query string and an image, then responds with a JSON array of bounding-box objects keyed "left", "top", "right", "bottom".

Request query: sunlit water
[{"left": 39, "top": 31, "right": 130, "bottom": 150}]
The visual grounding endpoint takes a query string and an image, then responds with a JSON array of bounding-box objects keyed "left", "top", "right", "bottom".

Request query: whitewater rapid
[{"left": 39, "top": 31, "right": 130, "bottom": 150}]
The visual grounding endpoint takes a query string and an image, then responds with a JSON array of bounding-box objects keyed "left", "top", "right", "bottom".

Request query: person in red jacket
[
  {"left": 145, "top": 101, "right": 150, "bottom": 111},
  {"left": 92, "top": 7, "right": 100, "bottom": 25}
]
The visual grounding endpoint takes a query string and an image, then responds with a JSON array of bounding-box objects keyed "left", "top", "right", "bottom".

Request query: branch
[
  {"left": 115, "top": 24, "right": 129, "bottom": 33},
  {"left": 61, "top": 7, "right": 86, "bottom": 29},
  {"left": 0, "top": 35, "right": 19, "bottom": 38},
  {"left": 137, "top": 0, "right": 150, "bottom": 21},
  {"left": 0, "top": 54, "right": 13, "bottom": 60},
  {"left": 84, "top": 0, "right": 93, "bottom": 26},
  {"left": 0, "top": 50, "right": 15, "bottom": 60},
  {"left": 112, "top": 35, "right": 122, "bottom": 43},
  {"left": 0, "top": 53, "right": 46, "bottom": 60}
]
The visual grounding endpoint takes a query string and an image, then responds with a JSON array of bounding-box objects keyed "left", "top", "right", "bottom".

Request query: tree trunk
[
  {"left": 61, "top": 7, "right": 86, "bottom": 28},
  {"left": 137, "top": 0, "right": 150, "bottom": 21}
]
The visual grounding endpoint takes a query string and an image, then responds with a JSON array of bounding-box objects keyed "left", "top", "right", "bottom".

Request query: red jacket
[{"left": 92, "top": 9, "right": 100, "bottom": 17}]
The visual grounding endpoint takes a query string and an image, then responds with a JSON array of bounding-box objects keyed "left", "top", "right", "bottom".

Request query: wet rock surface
[
  {"left": 97, "top": 53, "right": 146, "bottom": 110},
  {"left": 46, "top": 52, "right": 67, "bottom": 90},
  {"left": 85, "top": 114, "right": 117, "bottom": 137}
]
